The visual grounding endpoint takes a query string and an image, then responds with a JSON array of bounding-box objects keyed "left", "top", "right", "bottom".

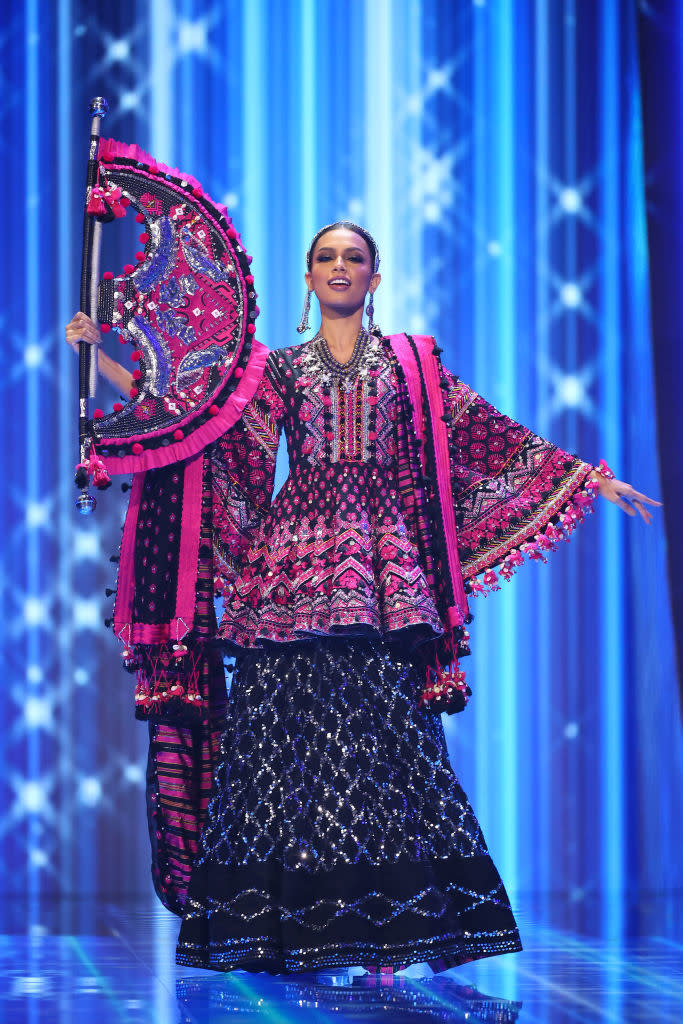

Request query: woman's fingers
[
  {"left": 630, "top": 499, "right": 653, "bottom": 524},
  {"left": 608, "top": 480, "right": 662, "bottom": 523},
  {"left": 65, "top": 311, "right": 102, "bottom": 348},
  {"left": 614, "top": 496, "right": 637, "bottom": 517},
  {"left": 627, "top": 488, "right": 662, "bottom": 507}
]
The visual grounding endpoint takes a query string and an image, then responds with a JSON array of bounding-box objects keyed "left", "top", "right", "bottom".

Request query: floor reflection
[
  {"left": 0, "top": 897, "right": 681, "bottom": 1023},
  {"left": 176, "top": 973, "right": 523, "bottom": 1023}
]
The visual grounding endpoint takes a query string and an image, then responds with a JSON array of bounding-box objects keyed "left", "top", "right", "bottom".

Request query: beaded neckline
[{"left": 315, "top": 328, "right": 368, "bottom": 375}]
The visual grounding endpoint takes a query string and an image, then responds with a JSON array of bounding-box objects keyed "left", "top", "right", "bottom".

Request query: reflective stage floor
[{"left": 1, "top": 897, "right": 681, "bottom": 1023}]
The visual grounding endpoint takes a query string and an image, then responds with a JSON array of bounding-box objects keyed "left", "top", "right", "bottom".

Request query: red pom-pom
[
  {"left": 100, "top": 323, "right": 111, "bottom": 333},
  {"left": 139, "top": 232, "right": 150, "bottom": 243},
  {"left": 132, "top": 368, "right": 142, "bottom": 380},
  {"left": 129, "top": 387, "right": 139, "bottom": 398},
  {"left": 192, "top": 187, "right": 202, "bottom": 198},
  {"left": 103, "top": 271, "right": 114, "bottom": 281},
  {"left": 120, "top": 196, "right": 131, "bottom": 207},
  {"left": 234, "top": 367, "right": 244, "bottom": 378},
  {"left": 130, "top": 350, "right": 142, "bottom": 361},
  {"left": 123, "top": 263, "right": 135, "bottom": 275},
  {"left": 247, "top": 324, "right": 256, "bottom": 334},
  {"left": 227, "top": 227, "right": 237, "bottom": 239},
  {"left": 135, "top": 212, "right": 145, "bottom": 223},
  {"left": 209, "top": 404, "right": 219, "bottom": 416},
  {"left": 245, "top": 274, "right": 254, "bottom": 284},
  {"left": 113, "top": 402, "right": 124, "bottom": 413},
  {"left": 93, "top": 408, "right": 105, "bottom": 419},
  {"left": 132, "top": 442, "right": 144, "bottom": 455},
  {"left": 119, "top": 336, "right": 127, "bottom": 345},
  {"left": 135, "top": 251, "right": 146, "bottom": 262},
  {"left": 173, "top": 429, "right": 184, "bottom": 441}
]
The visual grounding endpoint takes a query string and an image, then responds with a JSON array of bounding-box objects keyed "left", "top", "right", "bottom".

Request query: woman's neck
[{"left": 317, "top": 310, "right": 365, "bottom": 362}]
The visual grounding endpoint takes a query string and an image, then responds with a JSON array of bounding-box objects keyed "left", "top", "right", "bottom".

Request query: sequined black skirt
[{"left": 176, "top": 637, "right": 522, "bottom": 974}]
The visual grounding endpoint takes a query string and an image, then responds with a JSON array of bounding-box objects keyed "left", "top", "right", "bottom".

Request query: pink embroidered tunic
[
  {"left": 211, "top": 331, "right": 596, "bottom": 649},
  {"left": 214, "top": 331, "right": 443, "bottom": 647}
]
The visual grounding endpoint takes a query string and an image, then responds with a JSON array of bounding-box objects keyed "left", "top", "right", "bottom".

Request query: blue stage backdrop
[{"left": 1, "top": 0, "right": 681, "bottom": 940}]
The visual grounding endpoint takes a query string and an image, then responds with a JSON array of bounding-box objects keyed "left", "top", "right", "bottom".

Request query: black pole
[{"left": 75, "top": 96, "right": 108, "bottom": 515}]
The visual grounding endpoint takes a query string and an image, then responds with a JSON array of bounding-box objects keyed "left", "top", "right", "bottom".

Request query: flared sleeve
[
  {"left": 210, "top": 351, "right": 286, "bottom": 597},
  {"left": 444, "top": 370, "right": 599, "bottom": 595}
]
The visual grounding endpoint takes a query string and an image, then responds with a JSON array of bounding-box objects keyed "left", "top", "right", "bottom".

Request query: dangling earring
[
  {"left": 297, "top": 289, "right": 312, "bottom": 333},
  {"left": 365, "top": 290, "right": 376, "bottom": 334}
]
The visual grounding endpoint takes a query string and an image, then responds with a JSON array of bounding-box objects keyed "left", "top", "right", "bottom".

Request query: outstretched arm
[{"left": 64, "top": 311, "right": 134, "bottom": 395}]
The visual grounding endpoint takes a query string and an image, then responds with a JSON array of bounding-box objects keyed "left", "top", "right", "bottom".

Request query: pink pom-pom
[
  {"left": 597, "top": 459, "right": 615, "bottom": 480},
  {"left": 100, "top": 323, "right": 111, "bottom": 333},
  {"left": 132, "top": 442, "right": 144, "bottom": 455},
  {"left": 135, "top": 251, "right": 146, "bottom": 262},
  {"left": 173, "top": 429, "right": 183, "bottom": 441},
  {"left": 135, "top": 212, "right": 145, "bottom": 223},
  {"left": 130, "top": 350, "right": 142, "bottom": 361},
  {"left": 132, "top": 368, "right": 142, "bottom": 380},
  {"left": 123, "top": 263, "right": 135, "bottom": 275},
  {"left": 93, "top": 408, "right": 104, "bottom": 419},
  {"left": 129, "top": 387, "right": 139, "bottom": 398},
  {"left": 234, "top": 367, "right": 244, "bottom": 378},
  {"left": 209, "top": 404, "right": 219, "bottom": 416},
  {"left": 139, "top": 232, "right": 150, "bottom": 243},
  {"left": 112, "top": 402, "right": 123, "bottom": 413},
  {"left": 245, "top": 274, "right": 254, "bottom": 284},
  {"left": 482, "top": 569, "right": 500, "bottom": 590},
  {"left": 247, "top": 323, "right": 256, "bottom": 334},
  {"left": 103, "top": 271, "right": 114, "bottom": 281}
]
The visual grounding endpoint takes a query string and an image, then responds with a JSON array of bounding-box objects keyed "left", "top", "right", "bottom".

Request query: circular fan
[{"left": 86, "top": 138, "right": 265, "bottom": 475}]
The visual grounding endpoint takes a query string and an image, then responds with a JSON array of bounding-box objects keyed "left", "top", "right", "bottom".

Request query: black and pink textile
[
  {"left": 112, "top": 327, "right": 599, "bottom": 971},
  {"left": 176, "top": 637, "right": 523, "bottom": 973}
]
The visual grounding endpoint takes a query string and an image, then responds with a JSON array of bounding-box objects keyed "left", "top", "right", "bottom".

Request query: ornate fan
[{"left": 75, "top": 98, "right": 265, "bottom": 508}]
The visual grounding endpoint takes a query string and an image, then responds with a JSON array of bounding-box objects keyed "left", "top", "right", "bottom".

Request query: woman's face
[{"left": 305, "top": 227, "right": 380, "bottom": 317}]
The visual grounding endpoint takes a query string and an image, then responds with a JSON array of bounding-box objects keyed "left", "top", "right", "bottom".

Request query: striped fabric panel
[{"left": 145, "top": 456, "right": 228, "bottom": 915}]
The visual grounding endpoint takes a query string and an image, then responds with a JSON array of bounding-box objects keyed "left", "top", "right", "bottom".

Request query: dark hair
[{"left": 306, "top": 221, "right": 380, "bottom": 273}]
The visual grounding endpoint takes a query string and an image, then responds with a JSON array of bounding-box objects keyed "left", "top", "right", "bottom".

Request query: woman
[{"left": 66, "top": 221, "right": 659, "bottom": 976}]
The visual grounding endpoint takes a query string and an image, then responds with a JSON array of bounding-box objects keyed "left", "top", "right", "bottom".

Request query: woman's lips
[{"left": 328, "top": 278, "right": 351, "bottom": 290}]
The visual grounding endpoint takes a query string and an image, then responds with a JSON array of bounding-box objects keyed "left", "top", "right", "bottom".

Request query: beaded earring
[
  {"left": 365, "top": 290, "right": 377, "bottom": 334},
  {"left": 297, "top": 289, "right": 312, "bottom": 333}
]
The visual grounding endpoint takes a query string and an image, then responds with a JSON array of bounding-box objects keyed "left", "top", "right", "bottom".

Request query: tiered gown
[{"left": 176, "top": 330, "right": 590, "bottom": 973}]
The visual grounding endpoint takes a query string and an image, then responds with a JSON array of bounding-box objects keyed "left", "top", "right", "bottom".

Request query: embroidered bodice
[
  {"left": 213, "top": 332, "right": 443, "bottom": 647},
  {"left": 209, "top": 331, "right": 597, "bottom": 652}
]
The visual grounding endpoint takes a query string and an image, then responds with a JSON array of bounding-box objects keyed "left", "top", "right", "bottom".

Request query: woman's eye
[{"left": 316, "top": 255, "right": 333, "bottom": 262}]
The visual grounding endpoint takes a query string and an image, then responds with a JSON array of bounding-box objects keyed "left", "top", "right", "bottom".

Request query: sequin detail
[
  {"left": 216, "top": 336, "right": 443, "bottom": 645},
  {"left": 176, "top": 638, "right": 522, "bottom": 973}
]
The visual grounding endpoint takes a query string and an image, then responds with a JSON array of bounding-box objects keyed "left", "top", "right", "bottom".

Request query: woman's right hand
[
  {"left": 65, "top": 311, "right": 102, "bottom": 352},
  {"left": 64, "top": 312, "right": 134, "bottom": 394}
]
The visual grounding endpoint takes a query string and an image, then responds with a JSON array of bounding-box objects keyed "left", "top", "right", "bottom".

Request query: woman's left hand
[{"left": 592, "top": 472, "right": 662, "bottom": 524}]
